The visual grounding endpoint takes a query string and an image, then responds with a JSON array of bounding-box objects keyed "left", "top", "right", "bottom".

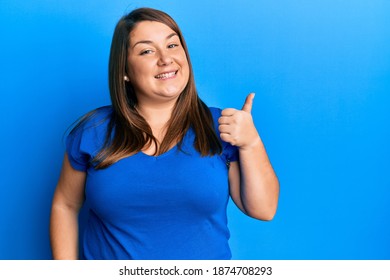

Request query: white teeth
[{"left": 155, "top": 71, "right": 176, "bottom": 79}]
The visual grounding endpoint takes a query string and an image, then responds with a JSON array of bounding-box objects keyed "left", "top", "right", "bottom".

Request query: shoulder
[
  {"left": 69, "top": 105, "right": 113, "bottom": 134},
  {"left": 208, "top": 107, "right": 222, "bottom": 124},
  {"left": 93, "top": 105, "right": 113, "bottom": 117},
  {"left": 208, "top": 107, "right": 222, "bottom": 117},
  {"left": 66, "top": 106, "right": 113, "bottom": 165},
  {"left": 81, "top": 105, "right": 113, "bottom": 129}
]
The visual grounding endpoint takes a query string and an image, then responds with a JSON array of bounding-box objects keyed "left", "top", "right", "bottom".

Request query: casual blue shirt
[{"left": 66, "top": 106, "right": 238, "bottom": 259}]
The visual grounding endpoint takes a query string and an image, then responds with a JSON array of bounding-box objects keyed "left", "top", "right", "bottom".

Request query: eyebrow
[{"left": 132, "top": 33, "right": 179, "bottom": 49}]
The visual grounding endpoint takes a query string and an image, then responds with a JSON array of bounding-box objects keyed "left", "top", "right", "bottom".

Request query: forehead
[{"left": 130, "top": 21, "right": 177, "bottom": 43}]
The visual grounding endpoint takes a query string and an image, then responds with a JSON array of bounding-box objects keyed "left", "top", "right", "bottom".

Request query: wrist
[{"left": 238, "top": 136, "right": 262, "bottom": 152}]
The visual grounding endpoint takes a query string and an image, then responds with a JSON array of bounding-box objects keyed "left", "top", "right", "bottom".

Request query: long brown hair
[{"left": 76, "top": 8, "right": 222, "bottom": 169}]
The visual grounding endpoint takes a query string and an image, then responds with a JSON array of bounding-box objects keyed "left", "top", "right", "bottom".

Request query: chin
[{"left": 160, "top": 86, "right": 185, "bottom": 98}]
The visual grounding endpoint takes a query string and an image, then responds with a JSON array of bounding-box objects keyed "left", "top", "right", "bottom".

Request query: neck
[
  {"left": 136, "top": 102, "right": 174, "bottom": 125},
  {"left": 136, "top": 101, "right": 176, "bottom": 145}
]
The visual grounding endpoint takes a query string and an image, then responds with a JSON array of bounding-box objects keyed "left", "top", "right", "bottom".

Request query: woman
[{"left": 50, "top": 7, "right": 279, "bottom": 260}]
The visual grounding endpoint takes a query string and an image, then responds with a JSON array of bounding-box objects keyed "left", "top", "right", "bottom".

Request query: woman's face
[{"left": 127, "top": 21, "right": 190, "bottom": 106}]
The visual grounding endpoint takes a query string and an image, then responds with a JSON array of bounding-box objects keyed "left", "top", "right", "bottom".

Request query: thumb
[{"left": 241, "top": 93, "right": 255, "bottom": 113}]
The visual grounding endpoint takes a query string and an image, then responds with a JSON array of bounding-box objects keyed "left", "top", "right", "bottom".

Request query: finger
[
  {"left": 241, "top": 93, "right": 255, "bottom": 113},
  {"left": 220, "top": 133, "right": 237, "bottom": 146},
  {"left": 218, "top": 124, "right": 232, "bottom": 134},
  {"left": 221, "top": 108, "right": 237, "bottom": 116},
  {"left": 220, "top": 133, "right": 232, "bottom": 144},
  {"left": 218, "top": 116, "right": 232, "bottom": 125}
]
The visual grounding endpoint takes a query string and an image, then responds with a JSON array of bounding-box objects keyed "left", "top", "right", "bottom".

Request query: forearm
[
  {"left": 238, "top": 137, "right": 279, "bottom": 220},
  {"left": 50, "top": 203, "right": 80, "bottom": 260}
]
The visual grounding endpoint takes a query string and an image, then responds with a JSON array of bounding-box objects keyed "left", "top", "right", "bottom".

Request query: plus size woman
[{"left": 50, "top": 7, "right": 279, "bottom": 260}]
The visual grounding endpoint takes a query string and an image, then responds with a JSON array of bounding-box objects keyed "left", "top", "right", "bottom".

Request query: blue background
[{"left": 1, "top": 0, "right": 389, "bottom": 259}]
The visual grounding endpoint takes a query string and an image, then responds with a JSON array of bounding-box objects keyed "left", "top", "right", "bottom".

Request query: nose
[{"left": 157, "top": 50, "right": 173, "bottom": 66}]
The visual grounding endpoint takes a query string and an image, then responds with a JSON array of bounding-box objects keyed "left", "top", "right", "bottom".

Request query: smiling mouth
[{"left": 155, "top": 70, "right": 178, "bottom": 80}]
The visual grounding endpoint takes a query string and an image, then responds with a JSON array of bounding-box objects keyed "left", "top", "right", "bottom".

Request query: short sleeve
[
  {"left": 65, "top": 106, "right": 112, "bottom": 172},
  {"left": 223, "top": 140, "right": 239, "bottom": 163},
  {"left": 66, "top": 125, "right": 90, "bottom": 172},
  {"left": 209, "top": 107, "right": 239, "bottom": 164}
]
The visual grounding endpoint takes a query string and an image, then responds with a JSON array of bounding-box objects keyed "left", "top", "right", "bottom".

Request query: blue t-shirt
[{"left": 66, "top": 106, "right": 238, "bottom": 260}]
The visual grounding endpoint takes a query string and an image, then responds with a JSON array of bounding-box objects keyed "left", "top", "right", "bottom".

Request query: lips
[{"left": 154, "top": 70, "right": 178, "bottom": 80}]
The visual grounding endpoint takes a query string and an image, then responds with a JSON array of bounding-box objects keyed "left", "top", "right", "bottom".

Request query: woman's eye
[
  {"left": 140, "top": 49, "right": 153, "bottom": 55},
  {"left": 168, "top": 43, "right": 179, "bottom": 49}
]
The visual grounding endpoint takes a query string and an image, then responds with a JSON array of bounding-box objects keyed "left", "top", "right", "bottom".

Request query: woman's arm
[
  {"left": 50, "top": 153, "right": 86, "bottom": 259},
  {"left": 218, "top": 93, "right": 279, "bottom": 220}
]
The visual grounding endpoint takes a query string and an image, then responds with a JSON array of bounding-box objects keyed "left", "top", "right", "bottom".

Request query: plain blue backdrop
[{"left": 1, "top": 0, "right": 389, "bottom": 259}]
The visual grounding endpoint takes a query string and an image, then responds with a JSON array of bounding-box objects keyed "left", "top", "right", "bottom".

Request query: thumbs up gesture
[{"left": 218, "top": 93, "right": 261, "bottom": 149}]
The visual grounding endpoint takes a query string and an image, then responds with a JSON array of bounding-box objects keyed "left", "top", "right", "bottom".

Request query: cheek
[
  {"left": 185, "top": 65, "right": 190, "bottom": 84},
  {"left": 181, "top": 58, "right": 190, "bottom": 80},
  {"left": 127, "top": 62, "right": 150, "bottom": 85}
]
